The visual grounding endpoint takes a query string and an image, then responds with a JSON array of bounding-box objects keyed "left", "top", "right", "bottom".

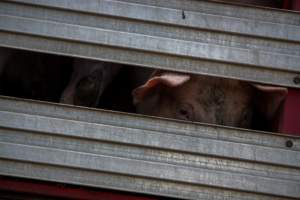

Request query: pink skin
[
  {"left": 60, "top": 58, "right": 121, "bottom": 107},
  {"left": 133, "top": 70, "right": 287, "bottom": 130}
]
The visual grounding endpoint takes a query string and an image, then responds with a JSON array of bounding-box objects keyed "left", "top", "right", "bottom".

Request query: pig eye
[{"left": 176, "top": 103, "right": 194, "bottom": 121}]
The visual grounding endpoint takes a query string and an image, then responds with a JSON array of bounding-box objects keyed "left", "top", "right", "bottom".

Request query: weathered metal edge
[
  {"left": 0, "top": 142, "right": 299, "bottom": 198},
  {"left": 8, "top": 0, "right": 300, "bottom": 42},
  {"left": 0, "top": 96, "right": 298, "bottom": 150},
  {"left": 1, "top": 127, "right": 299, "bottom": 182},
  {"left": 0, "top": 0, "right": 299, "bottom": 87},
  {"left": 0, "top": 160, "right": 292, "bottom": 200},
  {"left": 2, "top": 141, "right": 297, "bottom": 193},
  {"left": 120, "top": 0, "right": 300, "bottom": 25},
  {"left": 0, "top": 98, "right": 299, "bottom": 168},
  {"left": 1, "top": 2, "right": 299, "bottom": 66},
  {"left": 0, "top": 32, "right": 298, "bottom": 88},
  {"left": 1, "top": 14, "right": 299, "bottom": 72},
  {"left": 2, "top": 1, "right": 299, "bottom": 58}
]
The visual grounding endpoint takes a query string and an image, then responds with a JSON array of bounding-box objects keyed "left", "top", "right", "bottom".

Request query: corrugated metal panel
[
  {"left": 0, "top": 96, "right": 299, "bottom": 199},
  {"left": 0, "top": 0, "right": 299, "bottom": 87},
  {"left": 0, "top": 0, "right": 300, "bottom": 199}
]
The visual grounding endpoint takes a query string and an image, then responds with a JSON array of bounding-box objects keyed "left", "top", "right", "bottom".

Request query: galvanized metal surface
[
  {"left": 0, "top": 0, "right": 300, "bottom": 199},
  {"left": 0, "top": 0, "right": 300, "bottom": 88},
  {"left": 8, "top": 0, "right": 300, "bottom": 41},
  {"left": 0, "top": 96, "right": 299, "bottom": 199}
]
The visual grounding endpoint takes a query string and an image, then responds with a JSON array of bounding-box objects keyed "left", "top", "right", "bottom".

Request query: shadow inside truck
[{"left": 0, "top": 47, "right": 291, "bottom": 133}]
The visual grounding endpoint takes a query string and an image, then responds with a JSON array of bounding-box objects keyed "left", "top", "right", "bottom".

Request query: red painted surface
[
  {"left": 282, "top": 0, "right": 291, "bottom": 9},
  {"left": 0, "top": 177, "right": 159, "bottom": 200},
  {"left": 279, "top": 1, "right": 300, "bottom": 136},
  {"left": 283, "top": 0, "right": 300, "bottom": 10},
  {"left": 292, "top": 0, "right": 300, "bottom": 10},
  {"left": 279, "top": 89, "right": 300, "bottom": 135}
]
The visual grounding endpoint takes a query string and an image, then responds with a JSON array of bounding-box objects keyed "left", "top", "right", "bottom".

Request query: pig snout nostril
[
  {"left": 176, "top": 103, "right": 194, "bottom": 121},
  {"left": 179, "top": 109, "right": 188, "bottom": 116}
]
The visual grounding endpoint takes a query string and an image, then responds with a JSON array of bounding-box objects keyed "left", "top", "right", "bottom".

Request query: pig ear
[
  {"left": 252, "top": 84, "right": 288, "bottom": 120},
  {"left": 132, "top": 72, "right": 190, "bottom": 105}
]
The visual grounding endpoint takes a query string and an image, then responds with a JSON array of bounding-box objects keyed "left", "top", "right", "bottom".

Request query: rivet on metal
[
  {"left": 286, "top": 140, "right": 293, "bottom": 148},
  {"left": 293, "top": 76, "right": 300, "bottom": 84}
]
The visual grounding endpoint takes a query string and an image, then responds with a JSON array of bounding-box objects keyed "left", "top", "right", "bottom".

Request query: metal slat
[
  {"left": 9, "top": 0, "right": 300, "bottom": 41},
  {"left": 0, "top": 32, "right": 297, "bottom": 89},
  {"left": 0, "top": 0, "right": 299, "bottom": 87},
  {"left": 0, "top": 96, "right": 298, "bottom": 151},
  {"left": 0, "top": 110, "right": 299, "bottom": 168},
  {"left": 0, "top": 142, "right": 299, "bottom": 198},
  {"left": 0, "top": 0, "right": 300, "bottom": 198},
  {"left": 0, "top": 160, "right": 290, "bottom": 200},
  {"left": 1, "top": 128, "right": 299, "bottom": 182},
  {"left": 0, "top": 96, "right": 299, "bottom": 199},
  {"left": 1, "top": 1, "right": 299, "bottom": 57},
  {"left": 0, "top": 14, "right": 299, "bottom": 72}
]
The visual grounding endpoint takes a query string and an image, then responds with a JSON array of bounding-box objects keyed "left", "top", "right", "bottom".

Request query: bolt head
[
  {"left": 286, "top": 140, "right": 293, "bottom": 148},
  {"left": 293, "top": 77, "right": 300, "bottom": 84}
]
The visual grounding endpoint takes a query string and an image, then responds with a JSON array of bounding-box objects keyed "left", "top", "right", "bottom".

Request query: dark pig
[
  {"left": 60, "top": 58, "right": 122, "bottom": 107},
  {"left": 98, "top": 65, "right": 153, "bottom": 112}
]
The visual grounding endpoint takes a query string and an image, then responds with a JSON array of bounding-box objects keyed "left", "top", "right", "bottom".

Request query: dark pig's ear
[
  {"left": 252, "top": 84, "right": 288, "bottom": 121},
  {"left": 132, "top": 71, "right": 190, "bottom": 105}
]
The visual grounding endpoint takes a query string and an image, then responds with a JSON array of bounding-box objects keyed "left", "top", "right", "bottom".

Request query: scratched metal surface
[
  {"left": 0, "top": 96, "right": 299, "bottom": 199},
  {"left": 0, "top": 0, "right": 300, "bottom": 199},
  {"left": 0, "top": 0, "right": 299, "bottom": 88}
]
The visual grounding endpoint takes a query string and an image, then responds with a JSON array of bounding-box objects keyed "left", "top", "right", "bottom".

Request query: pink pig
[{"left": 133, "top": 70, "right": 287, "bottom": 130}]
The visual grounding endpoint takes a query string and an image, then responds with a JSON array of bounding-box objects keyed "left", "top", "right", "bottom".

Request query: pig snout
[{"left": 132, "top": 70, "right": 287, "bottom": 130}]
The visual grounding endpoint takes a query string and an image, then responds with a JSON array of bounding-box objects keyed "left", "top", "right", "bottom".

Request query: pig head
[
  {"left": 132, "top": 71, "right": 287, "bottom": 130},
  {"left": 60, "top": 58, "right": 122, "bottom": 107}
]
